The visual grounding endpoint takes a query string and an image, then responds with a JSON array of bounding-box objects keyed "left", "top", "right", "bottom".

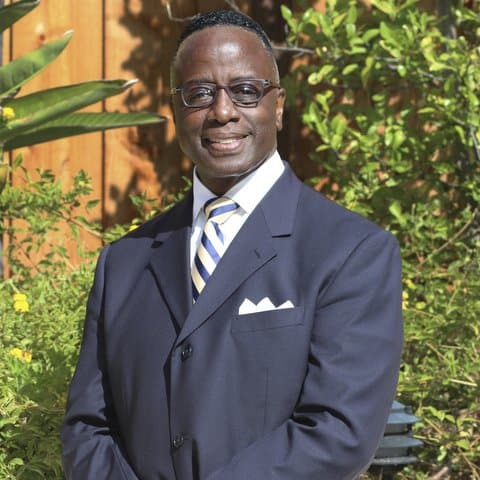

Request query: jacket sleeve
[
  {"left": 61, "top": 245, "right": 141, "bottom": 480},
  {"left": 207, "top": 230, "right": 403, "bottom": 480}
]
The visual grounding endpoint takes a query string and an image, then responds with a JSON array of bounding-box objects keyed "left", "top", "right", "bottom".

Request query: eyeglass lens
[{"left": 182, "top": 80, "right": 267, "bottom": 107}]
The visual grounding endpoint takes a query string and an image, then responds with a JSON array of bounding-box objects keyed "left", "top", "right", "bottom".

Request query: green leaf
[
  {"left": 86, "top": 199, "right": 100, "bottom": 210},
  {"left": 346, "top": 23, "right": 356, "bottom": 38},
  {"left": 454, "top": 125, "right": 467, "bottom": 144},
  {"left": 389, "top": 200, "right": 404, "bottom": 223},
  {"left": 316, "top": 13, "right": 333, "bottom": 38},
  {"left": 331, "top": 114, "right": 347, "bottom": 135},
  {"left": 327, "top": 0, "right": 337, "bottom": 10},
  {"left": 280, "top": 5, "right": 293, "bottom": 24},
  {"left": 0, "top": 31, "right": 73, "bottom": 98},
  {"left": 342, "top": 64, "right": 358, "bottom": 75},
  {"left": 346, "top": 5, "right": 358, "bottom": 24},
  {"left": 315, "top": 91, "right": 332, "bottom": 113},
  {"left": 362, "top": 28, "right": 380, "bottom": 43},
  {"left": 361, "top": 56, "right": 375, "bottom": 88},
  {"left": 3, "top": 111, "right": 166, "bottom": 150},
  {"left": 0, "top": 79, "right": 137, "bottom": 143},
  {"left": 0, "top": 0, "right": 40, "bottom": 34},
  {"left": 379, "top": 22, "right": 402, "bottom": 45},
  {"left": 332, "top": 12, "right": 347, "bottom": 30},
  {"left": 455, "top": 7, "right": 480, "bottom": 23},
  {"left": 397, "top": 65, "right": 407, "bottom": 77},
  {"left": 370, "top": 0, "right": 397, "bottom": 18},
  {"left": 455, "top": 439, "right": 472, "bottom": 451}
]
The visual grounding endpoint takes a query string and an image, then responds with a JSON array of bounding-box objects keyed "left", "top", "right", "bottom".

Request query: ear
[{"left": 275, "top": 88, "right": 286, "bottom": 131}]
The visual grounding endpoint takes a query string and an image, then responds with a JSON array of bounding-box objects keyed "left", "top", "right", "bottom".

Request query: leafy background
[{"left": 281, "top": 1, "right": 479, "bottom": 478}]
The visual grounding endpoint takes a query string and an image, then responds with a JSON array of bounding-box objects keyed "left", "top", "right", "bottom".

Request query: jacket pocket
[{"left": 231, "top": 306, "right": 303, "bottom": 333}]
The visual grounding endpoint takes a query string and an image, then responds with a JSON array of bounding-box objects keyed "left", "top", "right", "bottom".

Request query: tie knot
[{"left": 204, "top": 196, "right": 238, "bottom": 225}]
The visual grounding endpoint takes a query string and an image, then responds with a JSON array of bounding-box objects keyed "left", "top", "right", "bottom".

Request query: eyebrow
[{"left": 182, "top": 75, "right": 260, "bottom": 85}]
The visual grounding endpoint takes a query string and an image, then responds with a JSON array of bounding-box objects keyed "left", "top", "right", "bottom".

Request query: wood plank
[
  {"left": 103, "top": 0, "right": 191, "bottom": 227},
  {"left": 8, "top": 0, "right": 103, "bottom": 267}
]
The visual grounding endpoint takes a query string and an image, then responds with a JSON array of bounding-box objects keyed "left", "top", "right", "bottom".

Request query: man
[{"left": 61, "top": 10, "right": 403, "bottom": 480}]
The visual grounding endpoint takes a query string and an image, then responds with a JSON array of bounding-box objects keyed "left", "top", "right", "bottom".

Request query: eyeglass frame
[{"left": 170, "top": 78, "right": 282, "bottom": 108}]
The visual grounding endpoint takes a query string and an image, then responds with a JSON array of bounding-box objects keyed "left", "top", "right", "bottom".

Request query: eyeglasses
[{"left": 170, "top": 79, "right": 281, "bottom": 108}]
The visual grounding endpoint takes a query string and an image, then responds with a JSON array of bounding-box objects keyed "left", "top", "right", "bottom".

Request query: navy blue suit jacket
[{"left": 61, "top": 165, "right": 403, "bottom": 479}]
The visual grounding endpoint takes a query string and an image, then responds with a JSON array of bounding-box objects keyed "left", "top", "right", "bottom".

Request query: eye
[
  {"left": 230, "top": 82, "right": 261, "bottom": 102},
  {"left": 184, "top": 84, "right": 215, "bottom": 105}
]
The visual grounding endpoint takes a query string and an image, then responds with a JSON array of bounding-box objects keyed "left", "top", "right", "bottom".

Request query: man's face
[{"left": 171, "top": 26, "right": 285, "bottom": 195}]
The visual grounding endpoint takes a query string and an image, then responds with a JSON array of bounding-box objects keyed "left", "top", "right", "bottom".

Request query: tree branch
[
  {"left": 224, "top": 0, "right": 242, "bottom": 12},
  {"left": 469, "top": 125, "right": 480, "bottom": 163},
  {"left": 422, "top": 207, "right": 479, "bottom": 264},
  {"left": 166, "top": 0, "right": 242, "bottom": 23},
  {"left": 164, "top": 2, "right": 315, "bottom": 58},
  {"left": 271, "top": 43, "right": 315, "bottom": 55},
  {"left": 165, "top": 2, "right": 197, "bottom": 23},
  {"left": 429, "top": 466, "right": 450, "bottom": 480}
]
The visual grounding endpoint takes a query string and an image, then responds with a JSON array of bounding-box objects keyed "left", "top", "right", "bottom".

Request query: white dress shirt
[{"left": 190, "top": 150, "right": 285, "bottom": 268}]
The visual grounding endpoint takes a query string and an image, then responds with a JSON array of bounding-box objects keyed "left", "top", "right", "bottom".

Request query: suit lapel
[
  {"left": 149, "top": 192, "right": 193, "bottom": 330},
  {"left": 175, "top": 207, "right": 276, "bottom": 346},
  {"left": 175, "top": 165, "right": 302, "bottom": 346}
]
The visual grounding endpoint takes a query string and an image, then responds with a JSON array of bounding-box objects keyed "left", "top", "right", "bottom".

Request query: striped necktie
[{"left": 192, "top": 196, "right": 239, "bottom": 302}]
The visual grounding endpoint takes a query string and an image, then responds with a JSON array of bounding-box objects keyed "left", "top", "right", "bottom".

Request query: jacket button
[
  {"left": 181, "top": 343, "right": 193, "bottom": 361},
  {"left": 172, "top": 434, "right": 185, "bottom": 449}
]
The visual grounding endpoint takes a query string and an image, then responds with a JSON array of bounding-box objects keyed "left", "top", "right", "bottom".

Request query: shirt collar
[{"left": 192, "top": 150, "right": 284, "bottom": 220}]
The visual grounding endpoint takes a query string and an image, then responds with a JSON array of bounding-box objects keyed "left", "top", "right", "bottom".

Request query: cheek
[
  {"left": 254, "top": 102, "right": 282, "bottom": 137},
  {"left": 176, "top": 113, "right": 203, "bottom": 142}
]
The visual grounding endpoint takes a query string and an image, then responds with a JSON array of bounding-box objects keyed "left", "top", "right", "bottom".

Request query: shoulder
[
  {"left": 292, "top": 173, "right": 399, "bottom": 254},
  {"left": 102, "top": 191, "right": 192, "bottom": 266}
]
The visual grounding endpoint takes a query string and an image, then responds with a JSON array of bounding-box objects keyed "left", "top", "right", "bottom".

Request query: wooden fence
[
  {"left": 2, "top": 0, "right": 435, "bottom": 264},
  {"left": 3, "top": 0, "right": 316, "bottom": 260}
]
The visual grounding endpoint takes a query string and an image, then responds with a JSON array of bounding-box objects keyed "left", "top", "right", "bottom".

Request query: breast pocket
[{"left": 231, "top": 306, "right": 304, "bottom": 333}]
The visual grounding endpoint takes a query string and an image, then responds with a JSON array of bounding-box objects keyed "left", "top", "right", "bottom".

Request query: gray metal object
[{"left": 369, "top": 401, "right": 423, "bottom": 478}]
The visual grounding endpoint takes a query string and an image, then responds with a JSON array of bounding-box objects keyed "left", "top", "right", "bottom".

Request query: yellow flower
[
  {"left": 128, "top": 224, "right": 139, "bottom": 232},
  {"left": 13, "top": 293, "right": 29, "bottom": 312},
  {"left": 405, "top": 278, "right": 416, "bottom": 290},
  {"left": 402, "top": 290, "right": 409, "bottom": 309},
  {"left": 9, "top": 347, "right": 32, "bottom": 363},
  {"left": 2, "top": 106, "right": 15, "bottom": 121}
]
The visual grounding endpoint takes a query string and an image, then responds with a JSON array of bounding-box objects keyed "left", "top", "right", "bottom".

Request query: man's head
[{"left": 171, "top": 10, "right": 285, "bottom": 195}]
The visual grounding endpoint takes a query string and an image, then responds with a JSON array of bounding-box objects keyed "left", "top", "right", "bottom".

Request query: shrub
[
  {"left": 0, "top": 263, "right": 93, "bottom": 479},
  {"left": 0, "top": 156, "right": 183, "bottom": 478},
  {"left": 0, "top": 158, "right": 162, "bottom": 478},
  {"left": 281, "top": 1, "right": 479, "bottom": 478},
  {"left": 0, "top": 1, "right": 162, "bottom": 474},
  {"left": 0, "top": 159, "right": 98, "bottom": 478}
]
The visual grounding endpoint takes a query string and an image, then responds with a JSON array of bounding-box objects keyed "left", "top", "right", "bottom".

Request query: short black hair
[{"left": 176, "top": 10, "right": 273, "bottom": 54}]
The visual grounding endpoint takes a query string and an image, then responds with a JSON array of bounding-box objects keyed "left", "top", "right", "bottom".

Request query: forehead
[{"left": 173, "top": 26, "right": 275, "bottom": 83}]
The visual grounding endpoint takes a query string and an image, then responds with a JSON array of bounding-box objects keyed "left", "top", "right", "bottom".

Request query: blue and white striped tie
[{"left": 192, "top": 196, "right": 239, "bottom": 302}]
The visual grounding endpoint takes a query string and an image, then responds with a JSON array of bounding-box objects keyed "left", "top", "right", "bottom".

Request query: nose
[{"left": 207, "top": 87, "right": 240, "bottom": 124}]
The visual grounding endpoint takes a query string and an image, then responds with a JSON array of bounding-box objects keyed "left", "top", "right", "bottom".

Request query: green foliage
[
  {"left": 0, "top": 4, "right": 167, "bottom": 473},
  {"left": 0, "top": 0, "right": 39, "bottom": 34},
  {"left": 0, "top": 264, "right": 92, "bottom": 479},
  {"left": 0, "top": 158, "right": 163, "bottom": 479},
  {"left": 0, "top": 157, "right": 101, "bottom": 278},
  {"left": 0, "top": 0, "right": 164, "bottom": 156},
  {"left": 0, "top": 159, "right": 95, "bottom": 478},
  {"left": 282, "top": 1, "right": 479, "bottom": 478},
  {"left": 0, "top": 30, "right": 71, "bottom": 98},
  {"left": 5, "top": 110, "right": 166, "bottom": 151}
]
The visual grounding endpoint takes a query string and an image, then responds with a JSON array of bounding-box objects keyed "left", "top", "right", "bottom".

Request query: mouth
[{"left": 202, "top": 134, "right": 249, "bottom": 153}]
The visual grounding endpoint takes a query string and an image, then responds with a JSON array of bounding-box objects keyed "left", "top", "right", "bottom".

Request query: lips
[
  {"left": 202, "top": 133, "right": 249, "bottom": 154},
  {"left": 208, "top": 138, "right": 241, "bottom": 145},
  {"left": 202, "top": 134, "right": 248, "bottom": 145}
]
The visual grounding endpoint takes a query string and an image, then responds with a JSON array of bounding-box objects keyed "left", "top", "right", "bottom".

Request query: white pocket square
[{"left": 238, "top": 297, "right": 294, "bottom": 315}]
